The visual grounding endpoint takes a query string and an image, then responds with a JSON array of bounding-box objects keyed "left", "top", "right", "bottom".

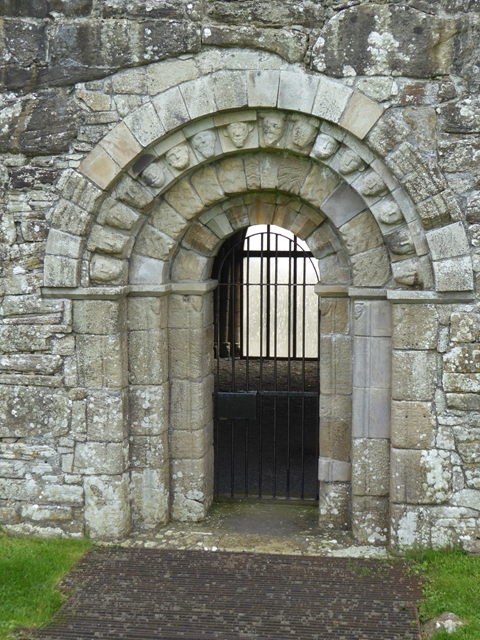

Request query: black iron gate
[{"left": 213, "top": 225, "right": 320, "bottom": 501}]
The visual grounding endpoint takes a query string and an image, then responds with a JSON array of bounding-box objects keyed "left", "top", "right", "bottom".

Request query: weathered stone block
[
  {"left": 320, "top": 335, "right": 352, "bottom": 395},
  {"left": 79, "top": 144, "right": 122, "bottom": 191},
  {"left": 392, "top": 351, "right": 437, "bottom": 401},
  {"left": 391, "top": 448, "right": 452, "bottom": 504},
  {"left": 340, "top": 93, "right": 384, "bottom": 140},
  {"left": 453, "top": 427, "right": 480, "bottom": 465},
  {"left": 124, "top": 102, "right": 165, "bottom": 148},
  {"left": 182, "top": 222, "right": 219, "bottom": 257},
  {"left": 300, "top": 164, "right": 340, "bottom": 209},
  {"left": 130, "top": 466, "right": 169, "bottom": 531},
  {"left": 128, "top": 297, "right": 167, "bottom": 332},
  {"left": 44, "top": 255, "right": 80, "bottom": 288},
  {"left": 76, "top": 334, "right": 127, "bottom": 389},
  {"left": 392, "top": 304, "right": 438, "bottom": 350},
  {"left": 164, "top": 179, "right": 204, "bottom": 220},
  {"left": 129, "top": 384, "right": 168, "bottom": 436},
  {"left": 90, "top": 254, "right": 127, "bottom": 284},
  {"left": 351, "top": 247, "right": 390, "bottom": 287},
  {"left": 354, "top": 301, "right": 391, "bottom": 338},
  {"left": 311, "top": 77, "right": 352, "bottom": 123},
  {"left": 171, "top": 447, "right": 214, "bottom": 521},
  {"left": 150, "top": 201, "right": 189, "bottom": 240},
  {"left": 170, "top": 422, "right": 213, "bottom": 459},
  {"left": 352, "top": 496, "right": 389, "bottom": 545},
  {"left": 87, "top": 225, "right": 131, "bottom": 257},
  {"left": 352, "top": 386, "right": 391, "bottom": 440},
  {"left": 433, "top": 257, "right": 474, "bottom": 292},
  {"left": 45, "top": 229, "right": 83, "bottom": 259},
  {"left": 339, "top": 210, "right": 383, "bottom": 255},
  {"left": 391, "top": 401, "right": 435, "bottom": 449},
  {"left": 450, "top": 313, "right": 478, "bottom": 343},
  {"left": 168, "top": 294, "right": 213, "bottom": 330},
  {"left": 169, "top": 327, "right": 213, "bottom": 380},
  {"left": 73, "top": 299, "right": 126, "bottom": 335},
  {"left": 129, "top": 254, "right": 167, "bottom": 285},
  {"left": 352, "top": 439, "right": 389, "bottom": 497},
  {"left": 0, "top": 386, "right": 70, "bottom": 438},
  {"left": 135, "top": 225, "right": 176, "bottom": 261},
  {"left": 318, "top": 458, "right": 351, "bottom": 482},
  {"left": 170, "top": 375, "right": 214, "bottom": 416},
  {"left": 86, "top": 390, "right": 127, "bottom": 442},
  {"left": 247, "top": 69, "right": 280, "bottom": 107},
  {"left": 320, "top": 299, "right": 349, "bottom": 335},
  {"left": 84, "top": 473, "right": 131, "bottom": 540},
  {"left": 130, "top": 433, "right": 168, "bottom": 469},
  {"left": 128, "top": 330, "right": 168, "bottom": 385},
  {"left": 74, "top": 441, "right": 127, "bottom": 475},
  {"left": 353, "top": 336, "right": 391, "bottom": 389},
  {"left": 278, "top": 71, "right": 319, "bottom": 113},
  {"left": 171, "top": 249, "right": 213, "bottom": 282},
  {"left": 319, "top": 482, "right": 351, "bottom": 530},
  {"left": 444, "top": 344, "right": 480, "bottom": 373},
  {"left": 320, "top": 419, "right": 352, "bottom": 462},
  {"left": 426, "top": 222, "right": 469, "bottom": 260},
  {"left": 318, "top": 252, "right": 351, "bottom": 285}
]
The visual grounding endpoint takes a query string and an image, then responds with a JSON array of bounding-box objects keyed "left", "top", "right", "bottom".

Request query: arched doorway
[{"left": 212, "top": 225, "right": 320, "bottom": 501}]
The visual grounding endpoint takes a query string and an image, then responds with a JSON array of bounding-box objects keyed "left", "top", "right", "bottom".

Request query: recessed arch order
[{"left": 41, "top": 53, "right": 475, "bottom": 542}]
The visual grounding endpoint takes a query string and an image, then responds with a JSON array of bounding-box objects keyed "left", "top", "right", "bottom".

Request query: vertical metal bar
[
  {"left": 286, "top": 235, "right": 292, "bottom": 499},
  {"left": 215, "top": 281, "right": 220, "bottom": 496},
  {"left": 316, "top": 303, "right": 321, "bottom": 501},
  {"left": 273, "top": 232, "right": 278, "bottom": 499},
  {"left": 259, "top": 230, "right": 265, "bottom": 498},
  {"left": 301, "top": 253, "right": 307, "bottom": 499},
  {"left": 246, "top": 236, "right": 250, "bottom": 392},
  {"left": 292, "top": 235, "right": 298, "bottom": 359},
  {"left": 231, "top": 245, "right": 236, "bottom": 391},
  {"left": 231, "top": 418, "right": 235, "bottom": 499},
  {"left": 266, "top": 225, "right": 271, "bottom": 358}
]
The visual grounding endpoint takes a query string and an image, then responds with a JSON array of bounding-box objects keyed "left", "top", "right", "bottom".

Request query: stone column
[
  {"left": 317, "top": 292, "right": 353, "bottom": 530},
  {"left": 128, "top": 295, "right": 170, "bottom": 531},
  {"left": 351, "top": 298, "right": 392, "bottom": 545},
  {"left": 168, "top": 285, "right": 215, "bottom": 521},
  {"left": 73, "top": 297, "right": 131, "bottom": 541}
]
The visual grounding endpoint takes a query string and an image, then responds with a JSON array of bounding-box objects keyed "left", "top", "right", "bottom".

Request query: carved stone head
[
  {"left": 290, "top": 115, "right": 319, "bottom": 150},
  {"left": 260, "top": 112, "right": 287, "bottom": 146},
  {"left": 361, "top": 172, "right": 387, "bottom": 197},
  {"left": 311, "top": 133, "right": 339, "bottom": 160},
  {"left": 376, "top": 200, "right": 403, "bottom": 225},
  {"left": 224, "top": 122, "right": 254, "bottom": 148},
  {"left": 166, "top": 143, "right": 190, "bottom": 170},
  {"left": 191, "top": 130, "right": 216, "bottom": 159},
  {"left": 338, "top": 149, "right": 364, "bottom": 175},
  {"left": 141, "top": 160, "right": 166, "bottom": 188}
]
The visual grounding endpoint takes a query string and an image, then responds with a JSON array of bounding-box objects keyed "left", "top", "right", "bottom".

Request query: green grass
[
  {"left": 408, "top": 548, "right": 480, "bottom": 639},
  {"left": 0, "top": 529, "right": 91, "bottom": 639}
]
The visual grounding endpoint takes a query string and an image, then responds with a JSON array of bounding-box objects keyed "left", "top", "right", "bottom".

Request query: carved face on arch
[
  {"left": 261, "top": 113, "right": 287, "bottom": 146},
  {"left": 166, "top": 144, "right": 190, "bottom": 170},
  {"left": 191, "top": 130, "right": 216, "bottom": 159},
  {"left": 290, "top": 116, "right": 318, "bottom": 150},
  {"left": 225, "top": 122, "right": 253, "bottom": 148}
]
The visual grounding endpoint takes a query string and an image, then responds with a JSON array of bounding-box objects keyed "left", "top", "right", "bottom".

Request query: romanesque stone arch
[{"left": 37, "top": 50, "right": 476, "bottom": 543}]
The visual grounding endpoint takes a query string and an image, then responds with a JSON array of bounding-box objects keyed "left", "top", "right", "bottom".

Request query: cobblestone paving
[{"left": 36, "top": 548, "right": 422, "bottom": 640}]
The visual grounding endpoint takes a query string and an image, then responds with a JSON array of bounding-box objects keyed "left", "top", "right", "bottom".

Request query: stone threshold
[{"left": 100, "top": 501, "right": 391, "bottom": 559}]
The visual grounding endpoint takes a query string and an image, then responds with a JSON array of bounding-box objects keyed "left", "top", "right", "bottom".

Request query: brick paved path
[{"left": 36, "top": 548, "right": 422, "bottom": 640}]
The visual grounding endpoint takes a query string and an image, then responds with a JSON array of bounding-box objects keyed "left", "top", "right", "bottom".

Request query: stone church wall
[{"left": 0, "top": 0, "right": 479, "bottom": 547}]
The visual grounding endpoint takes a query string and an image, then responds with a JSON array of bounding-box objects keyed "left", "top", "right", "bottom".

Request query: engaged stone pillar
[
  {"left": 351, "top": 298, "right": 392, "bottom": 545},
  {"left": 128, "top": 295, "right": 170, "bottom": 531},
  {"left": 168, "top": 284, "right": 215, "bottom": 521},
  {"left": 317, "top": 290, "right": 353, "bottom": 530},
  {"left": 73, "top": 297, "right": 131, "bottom": 541}
]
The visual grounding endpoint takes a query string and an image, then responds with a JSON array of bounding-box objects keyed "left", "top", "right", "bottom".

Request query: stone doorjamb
[{"left": 315, "top": 284, "right": 475, "bottom": 545}]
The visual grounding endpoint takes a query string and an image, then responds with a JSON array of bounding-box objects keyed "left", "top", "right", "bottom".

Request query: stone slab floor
[
  {"left": 31, "top": 502, "right": 423, "bottom": 640},
  {"left": 117, "top": 501, "right": 391, "bottom": 558}
]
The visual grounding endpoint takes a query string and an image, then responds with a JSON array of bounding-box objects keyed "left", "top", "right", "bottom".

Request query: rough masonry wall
[{"left": 0, "top": 0, "right": 480, "bottom": 546}]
